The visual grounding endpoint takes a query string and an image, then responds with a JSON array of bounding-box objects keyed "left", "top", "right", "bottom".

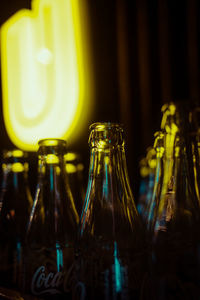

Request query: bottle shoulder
[
  {"left": 79, "top": 192, "right": 143, "bottom": 249},
  {"left": 26, "top": 180, "right": 78, "bottom": 249}
]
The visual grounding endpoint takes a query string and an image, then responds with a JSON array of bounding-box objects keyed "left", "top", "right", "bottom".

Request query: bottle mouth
[
  {"left": 38, "top": 138, "right": 67, "bottom": 156},
  {"left": 38, "top": 138, "right": 67, "bottom": 148},
  {"left": 153, "top": 131, "right": 164, "bottom": 150},
  {"left": 89, "top": 122, "right": 123, "bottom": 132},
  {"left": 161, "top": 102, "right": 176, "bottom": 115},
  {"left": 89, "top": 122, "right": 124, "bottom": 149}
]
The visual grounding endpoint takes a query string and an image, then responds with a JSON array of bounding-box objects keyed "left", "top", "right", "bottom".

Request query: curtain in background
[{"left": 0, "top": 0, "right": 199, "bottom": 197}]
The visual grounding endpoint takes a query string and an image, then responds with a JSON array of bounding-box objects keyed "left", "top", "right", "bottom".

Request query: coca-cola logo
[
  {"left": 31, "top": 264, "right": 74, "bottom": 295},
  {"left": 31, "top": 264, "right": 86, "bottom": 298}
]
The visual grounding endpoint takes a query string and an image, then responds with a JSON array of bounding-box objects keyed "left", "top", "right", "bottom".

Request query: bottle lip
[
  {"left": 89, "top": 122, "right": 123, "bottom": 132},
  {"left": 38, "top": 138, "right": 67, "bottom": 148},
  {"left": 161, "top": 102, "right": 176, "bottom": 114},
  {"left": 153, "top": 131, "right": 164, "bottom": 149},
  {"left": 3, "top": 149, "right": 26, "bottom": 158},
  {"left": 38, "top": 139, "right": 67, "bottom": 157},
  {"left": 89, "top": 122, "right": 125, "bottom": 149}
]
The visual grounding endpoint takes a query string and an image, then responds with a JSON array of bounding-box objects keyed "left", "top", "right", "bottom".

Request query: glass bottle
[
  {"left": 0, "top": 149, "right": 33, "bottom": 290},
  {"left": 75, "top": 123, "right": 146, "bottom": 300},
  {"left": 65, "top": 152, "right": 85, "bottom": 218},
  {"left": 22, "top": 139, "right": 79, "bottom": 299},
  {"left": 152, "top": 135, "right": 200, "bottom": 298},
  {"left": 151, "top": 103, "right": 200, "bottom": 298},
  {"left": 150, "top": 102, "right": 180, "bottom": 299}
]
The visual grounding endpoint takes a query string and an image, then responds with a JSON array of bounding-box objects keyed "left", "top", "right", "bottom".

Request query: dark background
[{"left": 0, "top": 0, "right": 199, "bottom": 200}]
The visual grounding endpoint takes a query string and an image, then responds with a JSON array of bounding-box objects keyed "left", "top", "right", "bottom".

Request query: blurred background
[{"left": 0, "top": 0, "right": 199, "bottom": 200}]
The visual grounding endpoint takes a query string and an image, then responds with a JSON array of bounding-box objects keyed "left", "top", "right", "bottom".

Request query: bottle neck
[
  {"left": 161, "top": 147, "right": 178, "bottom": 200},
  {"left": 79, "top": 143, "right": 140, "bottom": 247},
  {"left": 37, "top": 139, "right": 68, "bottom": 180},
  {"left": 1, "top": 161, "right": 29, "bottom": 190},
  {"left": 161, "top": 130, "right": 179, "bottom": 196},
  {"left": 88, "top": 145, "right": 133, "bottom": 199},
  {"left": 38, "top": 152, "right": 71, "bottom": 187},
  {"left": 37, "top": 153, "right": 70, "bottom": 204},
  {"left": 27, "top": 151, "right": 78, "bottom": 248},
  {"left": 147, "top": 148, "right": 164, "bottom": 230},
  {"left": 154, "top": 146, "right": 181, "bottom": 233}
]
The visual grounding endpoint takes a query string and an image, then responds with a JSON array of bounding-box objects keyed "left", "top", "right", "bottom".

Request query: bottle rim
[
  {"left": 89, "top": 122, "right": 123, "bottom": 132},
  {"left": 89, "top": 122, "right": 125, "bottom": 149},
  {"left": 38, "top": 138, "right": 67, "bottom": 148}
]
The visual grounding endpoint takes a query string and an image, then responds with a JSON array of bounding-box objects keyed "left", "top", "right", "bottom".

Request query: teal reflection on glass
[
  {"left": 114, "top": 241, "right": 122, "bottom": 293},
  {"left": 56, "top": 242, "right": 63, "bottom": 271},
  {"left": 50, "top": 167, "right": 54, "bottom": 192},
  {"left": 80, "top": 178, "right": 92, "bottom": 235},
  {"left": 16, "top": 240, "right": 21, "bottom": 262},
  {"left": 103, "top": 160, "right": 109, "bottom": 199},
  {"left": 14, "top": 173, "right": 17, "bottom": 189},
  {"left": 148, "top": 163, "right": 160, "bottom": 226}
]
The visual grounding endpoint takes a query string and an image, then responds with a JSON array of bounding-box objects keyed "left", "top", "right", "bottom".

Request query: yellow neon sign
[{"left": 1, "top": 0, "right": 93, "bottom": 151}]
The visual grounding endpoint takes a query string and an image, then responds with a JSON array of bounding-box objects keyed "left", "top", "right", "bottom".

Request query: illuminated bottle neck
[
  {"left": 146, "top": 132, "right": 165, "bottom": 231},
  {"left": 79, "top": 123, "right": 139, "bottom": 243},
  {"left": 88, "top": 123, "right": 128, "bottom": 190},
  {"left": 1, "top": 149, "right": 29, "bottom": 188},
  {"left": 37, "top": 139, "right": 71, "bottom": 204},
  {"left": 27, "top": 139, "right": 78, "bottom": 248},
  {"left": 38, "top": 138, "right": 67, "bottom": 156},
  {"left": 153, "top": 137, "right": 182, "bottom": 233},
  {"left": 37, "top": 138, "right": 67, "bottom": 173}
]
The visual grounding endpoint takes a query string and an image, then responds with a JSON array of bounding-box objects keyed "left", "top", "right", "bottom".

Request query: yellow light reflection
[
  {"left": 139, "top": 158, "right": 149, "bottom": 178},
  {"left": 66, "top": 163, "right": 77, "bottom": 174},
  {"left": 46, "top": 154, "right": 59, "bottom": 164},
  {"left": 1, "top": 0, "right": 93, "bottom": 151},
  {"left": 12, "top": 162, "right": 24, "bottom": 172},
  {"left": 4, "top": 149, "right": 24, "bottom": 158},
  {"left": 65, "top": 152, "right": 78, "bottom": 162}
]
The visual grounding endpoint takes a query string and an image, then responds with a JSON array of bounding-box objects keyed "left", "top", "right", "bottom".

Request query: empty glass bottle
[
  {"left": 22, "top": 139, "right": 79, "bottom": 299},
  {"left": 75, "top": 123, "right": 147, "bottom": 300},
  {"left": 150, "top": 103, "right": 200, "bottom": 299},
  {"left": 0, "top": 149, "right": 33, "bottom": 290}
]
